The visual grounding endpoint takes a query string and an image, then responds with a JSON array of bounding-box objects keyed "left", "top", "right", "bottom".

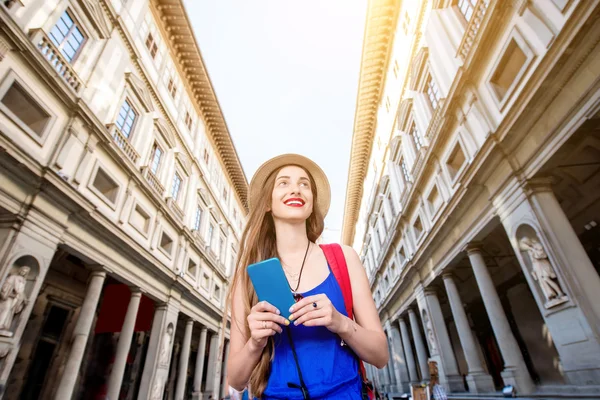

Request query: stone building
[
  {"left": 343, "top": 0, "right": 600, "bottom": 397},
  {"left": 0, "top": 0, "right": 246, "bottom": 399}
]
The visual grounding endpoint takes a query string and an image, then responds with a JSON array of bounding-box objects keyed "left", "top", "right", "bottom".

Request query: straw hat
[{"left": 249, "top": 154, "right": 331, "bottom": 217}]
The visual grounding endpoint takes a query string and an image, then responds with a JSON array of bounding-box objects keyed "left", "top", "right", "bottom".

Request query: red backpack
[{"left": 320, "top": 243, "right": 374, "bottom": 400}]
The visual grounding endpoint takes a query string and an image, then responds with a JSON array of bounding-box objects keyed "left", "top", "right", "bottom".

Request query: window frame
[
  {"left": 88, "top": 161, "right": 122, "bottom": 210},
  {"left": 454, "top": 0, "right": 477, "bottom": 23},
  {"left": 115, "top": 98, "right": 138, "bottom": 140},
  {"left": 193, "top": 203, "right": 203, "bottom": 231},
  {"left": 171, "top": 171, "right": 183, "bottom": 201},
  {"left": 0, "top": 71, "right": 56, "bottom": 145},
  {"left": 148, "top": 141, "right": 164, "bottom": 176},
  {"left": 49, "top": 9, "right": 88, "bottom": 64},
  {"left": 425, "top": 75, "right": 441, "bottom": 111}
]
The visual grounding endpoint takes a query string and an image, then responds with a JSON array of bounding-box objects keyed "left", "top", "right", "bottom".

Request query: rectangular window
[
  {"left": 92, "top": 167, "right": 119, "bottom": 205},
  {"left": 446, "top": 142, "right": 467, "bottom": 181},
  {"left": 49, "top": 11, "right": 85, "bottom": 62},
  {"left": 400, "top": 158, "right": 411, "bottom": 183},
  {"left": 116, "top": 100, "right": 137, "bottom": 138},
  {"left": 402, "top": 12, "right": 411, "bottom": 35},
  {"left": 145, "top": 32, "right": 158, "bottom": 58},
  {"left": 426, "top": 76, "right": 441, "bottom": 110},
  {"left": 490, "top": 38, "right": 527, "bottom": 101},
  {"left": 130, "top": 203, "right": 151, "bottom": 235},
  {"left": 185, "top": 111, "right": 193, "bottom": 131},
  {"left": 149, "top": 143, "right": 163, "bottom": 175},
  {"left": 171, "top": 172, "right": 182, "bottom": 200},
  {"left": 410, "top": 122, "right": 424, "bottom": 151},
  {"left": 203, "top": 148, "right": 210, "bottom": 164},
  {"left": 233, "top": 208, "right": 238, "bottom": 221},
  {"left": 393, "top": 60, "right": 399, "bottom": 78},
  {"left": 385, "top": 96, "right": 391, "bottom": 113},
  {"left": 219, "top": 236, "right": 225, "bottom": 260},
  {"left": 413, "top": 216, "right": 423, "bottom": 240},
  {"left": 222, "top": 187, "right": 228, "bottom": 201},
  {"left": 167, "top": 78, "right": 177, "bottom": 99},
  {"left": 194, "top": 205, "right": 203, "bottom": 231},
  {"left": 160, "top": 231, "right": 174, "bottom": 256},
  {"left": 207, "top": 223, "right": 214, "bottom": 247},
  {"left": 0, "top": 81, "right": 51, "bottom": 137},
  {"left": 456, "top": 0, "right": 476, "bottom": 22}
]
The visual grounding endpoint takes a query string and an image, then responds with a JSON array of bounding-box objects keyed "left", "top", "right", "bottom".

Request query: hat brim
[{"left": 249, "top": 154, "right": 331, "bottom": 218}]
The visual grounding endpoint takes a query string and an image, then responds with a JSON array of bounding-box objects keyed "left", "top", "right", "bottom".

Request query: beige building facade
[
  {"left": 343, "top": 0, "right": 600, "bottom": 397},
  {"left": 0, "top": 0, "right": 246, "bottom": 399}
]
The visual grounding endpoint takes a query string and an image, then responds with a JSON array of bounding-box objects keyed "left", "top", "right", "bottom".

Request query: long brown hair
[{"left": 226, "top": 165, "right": 325, "bottom": 398}]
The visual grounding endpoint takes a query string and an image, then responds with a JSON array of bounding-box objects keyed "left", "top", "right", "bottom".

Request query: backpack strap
[{"left": 320, "top": 243, "right": 373, "bottom": 400}]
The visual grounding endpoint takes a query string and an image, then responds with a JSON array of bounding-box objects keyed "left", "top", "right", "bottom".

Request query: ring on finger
[
  {"left": 262, "top": 321, "right": 267, "bottom": 329},
  {"left": 312, "top": 302, "right": 317, "bottom": 308}
]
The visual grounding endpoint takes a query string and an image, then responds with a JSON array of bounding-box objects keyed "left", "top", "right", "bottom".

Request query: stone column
[
  {"left": 192, "top": 327, "right": 208, "bottom": 399},
  {"left": 443, "top": 273, "right": 494, "bottom": 393},
  {"left": 137, "top": 299, "right": 180, "bottom": 400},
  {"left": 390, "top": 321, "right": 410, "bottom": 392},
  {"left": 204, "top": 331, "right": 219, "bottom": 398},
  {"left": 220, "top": 339, "right": 231, "bottom": 398},
  {"left": 54, "top": 270, "right": 106, "bottom": 400},
  {"left": 106, "top": 288, "right": 142, "bottom": 400},
  {"left": 467, "top": 244, "right": 534, "bottom": 394},
  {"left": 399, "top": 317, "right": 419, "bottom": 383},
  {"left": 175, "top": 319, "right": 194, "bottom": 400},
  {"left": 408, "top": 309, "right": 429, "bottom": 381},
  {"left": 416, "top": 287, "right": 462, "bottom": 391}
]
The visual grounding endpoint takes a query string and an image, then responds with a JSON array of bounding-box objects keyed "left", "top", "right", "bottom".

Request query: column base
[
  {"left": 466, "top": 371, "right": 495, "bottom": 393},
  {"left": 191, "top": 391, "right": 202, "bottom": 400},
  {"left": 444, "top": 374, "right": 466, "bottom": 392},
  {"left": 501, "top": 366, "right": 535, "bottom": 395}
]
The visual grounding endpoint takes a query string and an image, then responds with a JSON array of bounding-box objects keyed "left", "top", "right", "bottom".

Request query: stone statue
[
  {"left": 520, "top": 237, "right": 566, "bottom": 306},
  {"left": 422, "top": 310, "right": 438, "bottom": 355},
  {"left": 151, "top": 375, "right": 164, "bottom": 400},
  {"left": 158, "top": 323, "right": 174, "bottom": 366},
  {"left": 0, "top": 267, "right": 30, "bottom": 337}
]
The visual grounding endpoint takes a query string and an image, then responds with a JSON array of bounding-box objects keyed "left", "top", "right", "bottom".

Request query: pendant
[{"left": 293, "top": 292, "right": 304, "bottom": 302}]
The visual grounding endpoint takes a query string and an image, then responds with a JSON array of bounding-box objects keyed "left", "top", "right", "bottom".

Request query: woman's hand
[
  {"left": 288, "top": 294, "right": 346, "bottom": 333},
  {"left": 247, "top": 301, "right": 290, "bottom": 351}
]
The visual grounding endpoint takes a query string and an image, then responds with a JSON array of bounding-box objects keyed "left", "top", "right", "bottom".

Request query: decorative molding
[
  {"left": 408, "top": 47, "right": 430, "bottom": 91},
  {"left": 154, "top": 118, "right": 176, "bottom": 148},
  {"left": 0, "top": 35, "right": 11, "bottom": 62},
  {"left": 125, "top": 72, "right": 155, "bottom": 113},
  {"left": 78, "top": 0, "right": 111, "bottom": 39}
]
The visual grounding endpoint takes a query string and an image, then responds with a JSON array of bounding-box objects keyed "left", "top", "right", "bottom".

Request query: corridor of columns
[{"left": 0, "top": 243, "right": 228, "bottom": 400}]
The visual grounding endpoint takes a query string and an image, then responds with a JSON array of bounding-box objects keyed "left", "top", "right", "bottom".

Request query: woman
[{"left": 227, "top": 154, "right": 388, "bottom": 399}]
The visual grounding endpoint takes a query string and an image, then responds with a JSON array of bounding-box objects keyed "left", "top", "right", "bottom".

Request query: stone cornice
[
  {"left": 151, "top": 0, "right": 248, "bottom": 210},
  {"left": 341, "top": 0, "right": 400, "bottom": 245}
]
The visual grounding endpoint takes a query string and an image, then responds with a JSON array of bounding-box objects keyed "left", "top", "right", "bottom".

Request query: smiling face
[{"left": 269, "top": 165, "right": 314, "bottom": 223}]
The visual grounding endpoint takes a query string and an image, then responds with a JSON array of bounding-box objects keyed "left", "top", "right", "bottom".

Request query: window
[
  {"left": 413, "top": 216, "right": 423, "bottom": 240},
  {"left": 393, "top": 60, "right": 400, "bottom": 78},
  {"left": 149, "top": 143, "right": 163, "bottom": 175},
  {"left": 91, "top": 167, "right": 120, "bottom": 206},
  {"left": 0, "top": 81, "right": 51, "bottom": 138},
  {"left": 207, "top": 223, "right": 214, "bottom": 247},
  {"left": 145, "top": 32, "right": 158, "bottom": 58},
  {"left": 233, "top": 208, "right": 238, "bottom": 221},
  {"left": 187, "top": 259, "right": 198, "bottom": 278},
  {"left": 167, "top": 78, "right": 177, "bottom": 99},
  {"left": 49, "top": 11, "right": 85, "bottom": 62},
  {"left": 398, "top": 246, "right": 406, "bottom": 265},
  {"left": 171, "top": 172, "right": 182, "bottom": 200},
  {"left": 116, "top": 100, "right": 137, "bottom": 138},
  {"left": 219, "top": 236, "right": 225, "bottom": 261},
  {"left": 402, "top": 12, "right": 410, "bottom": 35},
  {"left": 184, "top": 111, "right": 193, "bottom": 131},
  {"left": 410, "top": 122, "right": 424, "bottom": 151},
  {"left": 202, "top": 272, "right": 210, "bottom": 290},
  {"left": 193, "top": 205, "right": 203, "bottom": 231},
  {"left": 490, "top": 38, "right": 527, "bottom": 101},
  {"left": 213, "top": 284, "right": 221, "bottom": 301},
  {"left": 159, "top": 231, "right": 174, "bottom": 256},
  {"left": 446, "top": 142, "right": 467, "bottom": 181},
  {"left": 130, "top": 203, "right": 151, "bottom": 235},
  {"left": 385, "top": 96, "right": 391, "bottom": 113},
  {"left": 222, "top": 187, "right": 228, "bottom": 201},
  {"left": 400, "top": 158, "right": 411, "bottom": 183},
  {"left": 426, "top": 76, "right": 441, "bottom": 110},
  {"left": 456, "top": 0, "right": 476, "bottom": 22},
  {"left": 427, "top": 185, "right": 442, "bottom": 216},
  {"left": 203, "top": 148, "right": 210, "bottom": 164}
]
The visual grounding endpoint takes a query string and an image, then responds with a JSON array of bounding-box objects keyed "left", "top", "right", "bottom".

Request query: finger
[
  {"left": 252, "top": 301, "right": 280, "bottom": 315},
  {"left": 248, "top": 313, "right": 290, "bottom": 326},
  {"left": 290, "top": 298, "right": 330, "bottom": 321},
  {"left": 293, "top": 309, "right": 327, "bottom": 326},
  {"left": 302, "top": 316, "right": 330, "bottom": 327},
  {"left": 252, "top": 320, "right": 283, "bottom": 334},
  {"left": 254, "top": 328, "right": 279, "bottom": 339},
  {"left": 289, "top": 294, "right": 324, "bottom": 313}
]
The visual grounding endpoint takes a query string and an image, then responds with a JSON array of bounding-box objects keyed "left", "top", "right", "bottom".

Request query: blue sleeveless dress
[{"left": 260, "top": 268, "right": 363, "bottom": 400}]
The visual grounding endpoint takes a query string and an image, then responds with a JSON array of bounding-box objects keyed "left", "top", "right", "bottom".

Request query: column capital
[
  {"left": 442, "top": 271, "right": 455, "bottom": 280},
  {"left": 524, "top": 177, "right": 555, "bottom": 194},
  {"left": 186, "top": 317, "right": 194, "bottom": 325},
  {"left": 423, "top": 286, "right": 438, "bottom": 296},
  {"left": 88, "top": 269, "right": 107, "bottom": 279},
  {"left": 200, "top": 326, "right": 208, "bottom": 333},
  {"left": 129, "top": 286, "right": 144, "bottom": 295},
  {"left": 465, "top": 241, "right": 484, "bottom": 255}
]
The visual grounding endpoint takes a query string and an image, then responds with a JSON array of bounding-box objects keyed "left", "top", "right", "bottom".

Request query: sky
[{"left": 183, "top": 1, "right": 368, "bottom": 243}]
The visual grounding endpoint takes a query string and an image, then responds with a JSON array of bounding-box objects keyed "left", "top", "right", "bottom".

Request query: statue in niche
[
  {"left": 519, "top": 237, "right": 567, "bottom": 307},
  {"left": 0, "top": 267, "right": 30, "bottom": 337},
  {"left": 422, "top": 310, "right": 438, "bottom": 355},
  {"left": 158, "top": 323, "right": 174, "bottom": 366},
  {"left": 151, "top": 375, "right": 165, "bottom": 400}
]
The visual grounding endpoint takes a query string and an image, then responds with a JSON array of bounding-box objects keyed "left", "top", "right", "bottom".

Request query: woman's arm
[
  {"left": 226, "top": 282, "right": 289, "bottom": 390},
  {"left": 337, "top": 244, "right": 389, "bottom": 368}
]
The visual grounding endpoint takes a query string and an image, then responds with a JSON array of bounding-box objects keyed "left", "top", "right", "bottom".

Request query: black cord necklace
[{"left": 282, "top": 240, "right": 311, "bottom": 302}]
